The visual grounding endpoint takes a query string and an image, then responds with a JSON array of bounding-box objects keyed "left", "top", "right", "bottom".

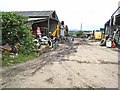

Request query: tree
[
  {"left": 76, "top": 30, "right": 84, "bottom": 37},
  {"left": 2, "top": 12, "right": 35, "bottom": 54}
]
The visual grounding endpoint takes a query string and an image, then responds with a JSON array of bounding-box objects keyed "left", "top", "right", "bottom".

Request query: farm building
[
  {"left": 104, "top": 2, "right": 120, "bottom": 36},
  {"left": 103, "top": 1, "right": 120, "bottom": 45},
  {"left": 17, "top": 10, "right": 59, "bottom": 37}
]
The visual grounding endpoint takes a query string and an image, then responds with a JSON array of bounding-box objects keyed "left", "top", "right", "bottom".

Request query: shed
[{"left": 17, "top": 10, "right": 59, "bottom": 36}]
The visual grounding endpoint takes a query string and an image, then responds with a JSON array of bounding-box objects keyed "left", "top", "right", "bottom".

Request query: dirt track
[{"left": 1, "top": 38, "right": 119, "bottom": 88}]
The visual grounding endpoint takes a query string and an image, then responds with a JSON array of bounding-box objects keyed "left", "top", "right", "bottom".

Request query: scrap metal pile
[
  {"left": 100, "top": 6, "right": 120, "bottom": 48},
  {"left": 0, "top": 43, "right": 20, "bottom": 57},
  {"left": 33, "top": 21, "right": 70, "bottom": 53}
]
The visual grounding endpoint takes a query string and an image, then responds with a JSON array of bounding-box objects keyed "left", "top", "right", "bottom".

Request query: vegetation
[
  {"left": 68, "top": 31, "right": 76, "bottom": 36},
  {"left": 2, "top": 53, "right": 39, "bottom": 66},
  {"left": 2, "top": 12, "right": 37, "bottom": 66},
  {"left": 69, "top": 30, "right": 84, "bottom": 37},
  {"left": 76, "top": 30, "right": 84, "bottom": 37}
]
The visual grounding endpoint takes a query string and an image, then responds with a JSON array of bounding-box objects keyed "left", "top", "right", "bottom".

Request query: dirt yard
[{"left": 1, "top": 38, "right": 119, "bottom": 88}]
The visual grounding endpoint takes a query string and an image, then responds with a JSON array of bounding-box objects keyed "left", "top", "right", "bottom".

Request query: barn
[{"left": 17, "top": 10, "right": 59, "bottom": 37}]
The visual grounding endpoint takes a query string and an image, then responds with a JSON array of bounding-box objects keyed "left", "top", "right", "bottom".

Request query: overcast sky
[{"left": 0, "top": 0, "right": 120, "bottom": 30}]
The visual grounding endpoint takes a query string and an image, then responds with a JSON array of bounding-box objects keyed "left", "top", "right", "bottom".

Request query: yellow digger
[{"left": 51, "top": 24, "right": 60, "bottom": 38}]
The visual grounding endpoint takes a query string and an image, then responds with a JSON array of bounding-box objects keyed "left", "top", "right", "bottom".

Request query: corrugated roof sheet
[
  {"left": 16, "top": 10, "right": 59, "bottom": 21},
  {"left": 17, "top": 11, "right": 53, "bottom": 17},
  {"left": 28, "top": 18, "right": 46, "bottom": 21}
]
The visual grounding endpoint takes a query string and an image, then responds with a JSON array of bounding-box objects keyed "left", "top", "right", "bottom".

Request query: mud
[{"left": 1, "top": 38, "right": 119, "bottom": 88}]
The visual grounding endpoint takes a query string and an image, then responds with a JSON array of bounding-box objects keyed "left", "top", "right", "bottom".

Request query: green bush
[
  {"left": 76, "top": 30, "right": 84, "bottom": 37},
  {"left": 2, "top": 12, "right": 35, "bottom": 55}
]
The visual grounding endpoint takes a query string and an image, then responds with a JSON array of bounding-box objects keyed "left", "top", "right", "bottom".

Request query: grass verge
[{"left": 2, "top": 52, "right": 39, "bottom": 66}]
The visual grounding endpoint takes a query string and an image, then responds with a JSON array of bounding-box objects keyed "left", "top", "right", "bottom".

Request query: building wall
[
  {"left": 118, "top": 1, "right": 120, "bottom": 14},
  {"left": 49, "top": 19, "right": 58, "bottom": 34}
]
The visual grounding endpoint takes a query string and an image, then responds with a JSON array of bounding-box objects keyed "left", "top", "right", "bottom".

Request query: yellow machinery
[
  {"left": 52, "top": 24, "right": 60, "bottom": 38},
  {"left": 94, "top": 31, "right": 102, "bottom": 40}
]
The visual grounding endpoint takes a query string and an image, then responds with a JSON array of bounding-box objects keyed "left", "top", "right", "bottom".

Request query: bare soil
[{"left": 1, "top": 38, "right": 119, "bottom": 88}]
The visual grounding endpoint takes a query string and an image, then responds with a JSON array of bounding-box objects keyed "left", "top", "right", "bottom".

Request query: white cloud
[{"left": 0, "top": 0, "right": 120, "bottom": 30}]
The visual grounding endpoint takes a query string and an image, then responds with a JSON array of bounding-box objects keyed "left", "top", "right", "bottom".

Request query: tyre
[{"left": 100, "top": 39, "right": 106, "bottom": 46}]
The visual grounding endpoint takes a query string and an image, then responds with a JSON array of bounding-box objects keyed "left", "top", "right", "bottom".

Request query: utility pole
[{"left": 80, "top": 23, "right": 82, "bottom": 31}]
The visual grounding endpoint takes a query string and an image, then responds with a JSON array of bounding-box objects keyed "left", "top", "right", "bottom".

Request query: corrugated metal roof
[
  {"left": 17, "top": 11, "right": 53, "bottom": 17},
  {"left": 28, "top": 18, "right": 46, "bottom": 21},
  {"left": 16, "top": 10, "right": 59, "bottom": 21}
]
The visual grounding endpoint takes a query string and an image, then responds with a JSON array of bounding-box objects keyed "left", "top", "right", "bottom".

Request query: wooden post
[{"left": 48, "top": 18, "right": 50, "bottom": 37}]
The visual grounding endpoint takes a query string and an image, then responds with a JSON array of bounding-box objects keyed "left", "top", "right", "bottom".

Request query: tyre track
[{"left": 60, "top": 61, "right": 96, "bottom": 88}]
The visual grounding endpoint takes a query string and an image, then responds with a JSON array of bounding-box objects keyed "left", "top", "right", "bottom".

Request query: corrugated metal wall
[
  {"left": 118, "top": 1, "right": 120, "bottom": 14},
  {"left": 49, "top": 19, "right": 58, "bottom": 33}
]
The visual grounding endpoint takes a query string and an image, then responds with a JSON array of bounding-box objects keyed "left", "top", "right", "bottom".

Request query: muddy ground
[{"left": 1, "top": 38, "right": 120, "bottom": 88}]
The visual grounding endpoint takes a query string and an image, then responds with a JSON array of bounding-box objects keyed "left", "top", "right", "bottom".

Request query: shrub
[
  {"left": 76, "top": 30, "right": 84, "bottom": 37},
  {"left": 2, "top": 12, "right": 35, "bottom": 55}
]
